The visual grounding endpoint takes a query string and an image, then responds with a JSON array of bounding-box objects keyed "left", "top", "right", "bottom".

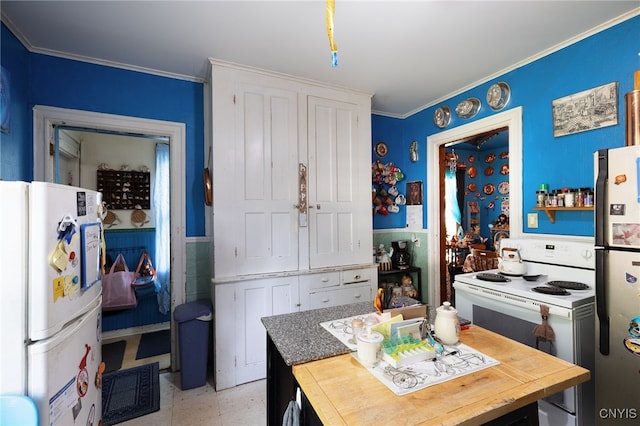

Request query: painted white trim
[
  {"left": 33, "top": 105, "right": 186, "bottom": 370},
  {"left": 374, "top": 9, "right": 640, "bottom": 119},
  {"left": 427, "top": 107, "right": 523, "bottom": 305}
]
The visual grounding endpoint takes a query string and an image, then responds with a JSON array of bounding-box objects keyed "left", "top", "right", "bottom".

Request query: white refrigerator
[
  {"left": 0, "top": 181, "right": 103, "bottom": 426},
  {"left": 594, "top": 146, "right": 640, "bottom": 425}
]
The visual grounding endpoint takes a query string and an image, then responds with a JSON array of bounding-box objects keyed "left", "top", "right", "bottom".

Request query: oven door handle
[{"left": 595, "top": 248, "right": 610, "bottom": 355}]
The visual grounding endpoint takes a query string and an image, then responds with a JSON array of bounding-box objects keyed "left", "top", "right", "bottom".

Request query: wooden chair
[{"left": 469, "top": 249, "right": 499, "bottom": 271}]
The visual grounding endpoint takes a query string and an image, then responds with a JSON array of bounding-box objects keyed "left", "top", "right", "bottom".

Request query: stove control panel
[{"left": 500, "top": 238, "right": 595, "bottom": 269}]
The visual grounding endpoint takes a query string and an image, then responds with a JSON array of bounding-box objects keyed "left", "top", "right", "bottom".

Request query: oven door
[{"left": 454, "top": 284, "right": 593, "bottom": 422}]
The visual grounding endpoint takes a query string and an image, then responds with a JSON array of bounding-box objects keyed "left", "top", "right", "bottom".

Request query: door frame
[
  {"left": 426, "top": 107, "right": 523, "bottom": 305},
  {"left": 33, "top": 105, "right": 186, "bottom": 369}
]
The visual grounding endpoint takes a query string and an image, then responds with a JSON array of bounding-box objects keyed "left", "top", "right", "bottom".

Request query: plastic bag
[
  {"left": 132, "top": 251, "right": 157, "bottom": 289},
  {"left": 102, "top": 253, "right": 137, "bottom": 311}
]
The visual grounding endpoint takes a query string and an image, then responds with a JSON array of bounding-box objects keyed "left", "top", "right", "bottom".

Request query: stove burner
[
  {"left": 475, "top": 273, "right": 511, "bottom": 283},
  {"left": 532, "top": 285, "right": 570, "bottom": 296},
  {"left": 546, "top": 280, "right": 589, "bottom": 290}
]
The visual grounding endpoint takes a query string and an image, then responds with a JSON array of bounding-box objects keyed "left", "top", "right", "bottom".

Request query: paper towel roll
[
  {"left": 626, "top": 90, "right": 640, "bottom": 146},
  {"left": 626, "top": 70, "right": 640, "bottom": 146}
]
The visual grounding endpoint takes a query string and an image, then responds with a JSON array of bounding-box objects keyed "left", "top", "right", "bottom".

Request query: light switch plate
[{"left": 528, "top": 213, "right": 538, "bottom": 228}]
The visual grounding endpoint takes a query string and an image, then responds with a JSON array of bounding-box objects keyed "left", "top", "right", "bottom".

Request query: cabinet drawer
[
  {"left": 341, "top": 267, "right": 372, "bottom": 284},
  {"left": 308, "top": 284, "right": 372, "bottom": 310},
  {"left": 300, "top": 271, "right": 340, "bottom": 290}
]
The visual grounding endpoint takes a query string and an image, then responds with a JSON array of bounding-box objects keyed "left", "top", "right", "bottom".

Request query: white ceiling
[{"left": 2, "top": 1, "right": 638, "bottom": 117}]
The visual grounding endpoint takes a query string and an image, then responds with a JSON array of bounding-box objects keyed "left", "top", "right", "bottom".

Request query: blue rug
[
  {"left": 102, "top": 362, "right": 160, "bottom": 426},
  {"left": 136, "top": 329, "right": 171, "bottom": 360},
  {"left": 102, "top": 340, "right": 126, "bottom": 373}
]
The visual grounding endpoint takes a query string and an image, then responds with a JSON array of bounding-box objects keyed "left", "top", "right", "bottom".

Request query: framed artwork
[
  {"left": 552, "top": 82, "right": 618, "bottom": 137},
  {"left": 406, "top": 180, "right": 423, "bottom": 205}
]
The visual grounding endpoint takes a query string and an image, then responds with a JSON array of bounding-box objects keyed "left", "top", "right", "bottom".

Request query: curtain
[
  {"left": 445, "top": 168, "right": 462, "bottom": 240},
  {"left": 154, "top": 143, "right": 171, "bottom": 314}
]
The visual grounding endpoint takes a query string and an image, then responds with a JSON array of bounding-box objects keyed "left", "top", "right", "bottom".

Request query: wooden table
[{"left": 293, "top": 325, "right": 590, "bottom": 425}]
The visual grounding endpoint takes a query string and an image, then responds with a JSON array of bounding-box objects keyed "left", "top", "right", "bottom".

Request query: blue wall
[
  {"left": 373, "top": 15, "right": 639, "bottom": 236},
  {"left": 0, "top": 24, "right": 30, "bottom": 180},
  {"left": 0, "top": 23, "right": 206, "bottom": 237},
  {"left": 3, "top": 15, "right": 638, "bottom": 238}
]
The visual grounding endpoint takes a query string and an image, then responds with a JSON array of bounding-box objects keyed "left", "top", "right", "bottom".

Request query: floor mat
[
  {"left": 102, "top": 340, "right": 126, "bottom": 373},
  {"left": 102, "top": 362, "right": 160, "bottom": 426},
  {"left": 135, "top": 329, "right": 171, "bottom": 359}
]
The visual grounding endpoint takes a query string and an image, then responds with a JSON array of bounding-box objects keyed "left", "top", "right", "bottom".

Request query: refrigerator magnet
[
  {"left": 628, "top": 316, "right": 640, "bottom": 338},
  {"left": 623, "top": 337, "right": 640, "bottom": 356}
]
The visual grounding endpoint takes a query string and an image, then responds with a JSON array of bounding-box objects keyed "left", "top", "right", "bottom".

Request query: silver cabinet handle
[{"left": 308, "top": 204, "right": 321, "bottom": 209}]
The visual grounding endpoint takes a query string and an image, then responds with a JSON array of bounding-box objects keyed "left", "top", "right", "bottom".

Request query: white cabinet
[
  {"left": 211, "top": 59, "right": 372, "bottom": 278},
  {"left": 209, "top": 59, "right": 375, "bottom": 389},
  {"left": 307, "top": 96, "right": 372, "bottom": 268},
  {"left": 211, "top": 65, "right": 300, "bottom": 277},
  {"left": 299, "top": 267, "right": 376, "bottom": 310},
  {"left": 214, "top": 276, "right": 299, "bottom": 390}
]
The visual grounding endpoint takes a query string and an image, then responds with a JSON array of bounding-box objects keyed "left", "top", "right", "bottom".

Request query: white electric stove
[{"left": 454, "top": 238, "right": 595, "bottom": 426}]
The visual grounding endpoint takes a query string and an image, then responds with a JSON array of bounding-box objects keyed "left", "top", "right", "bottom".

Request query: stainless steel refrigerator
[{"left": 594, "top": 146, "right": 640, "bottom": 425}]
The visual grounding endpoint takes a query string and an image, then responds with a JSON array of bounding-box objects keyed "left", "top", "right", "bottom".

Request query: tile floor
[
  {"left": 103, "top": 334, "right": 267, "bottom": 426},
  {"left": 120, "top": 373, "right": 267, "bottom": 426}
]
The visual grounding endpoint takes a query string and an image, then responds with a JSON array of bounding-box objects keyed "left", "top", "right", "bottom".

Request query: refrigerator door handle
[
  {"left": 595, "top": 148, "right": 608, "bottom": 248},
  {"left": 595, "top": 248, "right": 610, "bottom": 355}
]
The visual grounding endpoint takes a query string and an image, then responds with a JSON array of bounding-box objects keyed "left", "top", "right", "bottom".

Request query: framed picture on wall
[
  {"left": 552, "top": 82, "right": 618, "bottom": 137},
  {"left": 406, "top": 180, "right": 423, "bottom": 205}
]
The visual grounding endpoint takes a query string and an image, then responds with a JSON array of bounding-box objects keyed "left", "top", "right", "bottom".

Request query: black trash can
[{"left": 173, "top": 300, "right": 212, "bottom": 390}]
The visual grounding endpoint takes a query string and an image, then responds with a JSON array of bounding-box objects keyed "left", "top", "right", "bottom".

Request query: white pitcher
[{"left": 433, "top": 301, "right": 460, "bottom": 345}]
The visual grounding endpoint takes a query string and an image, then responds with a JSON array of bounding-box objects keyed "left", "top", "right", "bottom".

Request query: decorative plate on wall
[
  {"left": 498, "top": 181, "right": 510, "bottom": 195},
  {"left": 467, "top": 166, "right": 477, "bottom": 178},
  {"left": 484, "top": 166, "right": 494, "bottom": 176},
  {"left": 375, "top": 142, "right": 388, "bottom": 157},
  {"left": 486, "top": 82, "right": 511, "bottom": 111},
  {"left": 468, "top": 183, "right": 477, "bottom": 192},
  {"left": 433, "top": 106, "right": 451, "bottom": 129},
  {"left": 483, "top": 183, "right": 495, "bottom": 195},
  {"left": 455, "top": 98, "right": 481, "bottom": 119}
]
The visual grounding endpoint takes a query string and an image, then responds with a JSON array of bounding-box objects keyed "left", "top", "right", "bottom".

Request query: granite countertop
[{"left": 261, "top": 301, "right": 377, "bottom": 366}]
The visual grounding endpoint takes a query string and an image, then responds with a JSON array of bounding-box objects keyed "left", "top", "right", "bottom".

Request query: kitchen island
[{"left": 262, "top": 302, "right": 590, "bottom": 425}]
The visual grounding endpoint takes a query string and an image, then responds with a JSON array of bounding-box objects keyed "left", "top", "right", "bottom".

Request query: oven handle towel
[{"left": 532, "top": 304, "right": 555, "bottom": 343}]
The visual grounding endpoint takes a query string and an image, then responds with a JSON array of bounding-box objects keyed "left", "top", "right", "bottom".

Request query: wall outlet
[{"left": 528, "top": 213, "right": 538, "bottom": 228}]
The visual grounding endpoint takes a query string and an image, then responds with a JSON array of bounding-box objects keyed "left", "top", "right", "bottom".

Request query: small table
[{"left": 293, "top": 326, "right": 590, "bottom": 425}]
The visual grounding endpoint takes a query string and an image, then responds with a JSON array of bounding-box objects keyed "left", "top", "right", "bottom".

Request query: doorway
[
  {"left": 33, "top": 105, "right": 186, "bottom": 370},
  {"left": 427, "top": 107, "right": 523, "bottom": 305},
  {"left": 442, "top": 128, "right": 509, "bottom": 302}
]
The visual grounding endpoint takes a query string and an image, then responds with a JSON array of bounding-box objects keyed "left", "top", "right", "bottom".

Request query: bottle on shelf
[{"left": 564, "top": 188, "right": 575, "bottom": 207}]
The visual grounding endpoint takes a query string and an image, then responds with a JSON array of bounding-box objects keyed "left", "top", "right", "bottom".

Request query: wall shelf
[{"left": 533, "top": 206, "right": 593, "bottom": 224}]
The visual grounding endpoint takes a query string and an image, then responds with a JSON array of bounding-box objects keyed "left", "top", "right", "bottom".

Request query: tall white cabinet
[{"left": 209, "top": 60, "right": 376, "bottom": 390}]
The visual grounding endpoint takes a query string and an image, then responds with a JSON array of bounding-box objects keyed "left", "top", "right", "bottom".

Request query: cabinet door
[
  {"left": 213, "top": 67, "right": 300, "bottom": 277},
  {"left": 235, "top": 276, "right": 299, "bottom": 386},
  {"left": 307, "top": 96, "right": 371, "bottom": 268}
]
